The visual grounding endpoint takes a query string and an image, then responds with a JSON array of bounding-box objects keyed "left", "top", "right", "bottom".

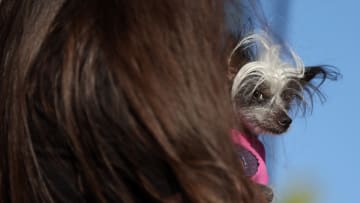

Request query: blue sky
[{"left": 262, "top": 1, "right": 360, "bottom": 203}]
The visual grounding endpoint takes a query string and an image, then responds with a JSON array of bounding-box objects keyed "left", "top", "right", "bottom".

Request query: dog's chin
[
  {"left": 247, "top": 122, "right": 290, "bottom": 135},
  {"left": 260, "top": 125, "right": 290, "bottom": 135},
  {"left": 242, "top": 118, "right": 290, "bottom": 135}
]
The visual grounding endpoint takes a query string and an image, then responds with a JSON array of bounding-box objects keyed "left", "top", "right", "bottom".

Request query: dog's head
[{"left": 228, "top": 33, "right": 338, "bottom": 135}]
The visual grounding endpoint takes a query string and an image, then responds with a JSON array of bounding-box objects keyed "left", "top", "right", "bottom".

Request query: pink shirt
[{"left": 232, "top": 129, "right": 269, "bottom": 185}]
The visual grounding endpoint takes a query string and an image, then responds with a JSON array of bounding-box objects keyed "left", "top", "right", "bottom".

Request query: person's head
[{"left": 0, "top": 0, "right": 266, "bottom": 202}]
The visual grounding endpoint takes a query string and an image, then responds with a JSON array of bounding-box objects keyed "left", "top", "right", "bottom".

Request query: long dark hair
[{"left": 0, "top": 0, "right": 265, "bottom": 202}]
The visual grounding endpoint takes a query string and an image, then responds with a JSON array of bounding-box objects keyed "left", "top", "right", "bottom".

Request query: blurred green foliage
[
  {"left": 276, "top": 182, "right": 317, "bottom": 203},
  {"left": 279, "top": 190, "right": 314, "bottom": 203}
]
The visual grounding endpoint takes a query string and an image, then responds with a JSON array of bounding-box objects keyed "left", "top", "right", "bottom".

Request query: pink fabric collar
[{"left": 232, "top": 129, "right": 269, "bottom": 185}]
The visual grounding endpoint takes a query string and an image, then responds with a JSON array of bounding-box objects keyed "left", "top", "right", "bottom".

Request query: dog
[
  {"left": 229, "top": 33, "right": 338, "bottom": 136},
  {"left": 228, "top": 32, "right": 339, "bottom": 202}
]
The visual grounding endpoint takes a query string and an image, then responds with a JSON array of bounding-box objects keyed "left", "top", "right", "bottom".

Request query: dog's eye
[{"left": 253, "top": 90, "right": 264, "bottom": 101}]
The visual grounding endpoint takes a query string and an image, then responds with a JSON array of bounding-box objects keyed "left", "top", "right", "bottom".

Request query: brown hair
[{"left": 0, "top": 0, "right": 265, "bottom": 202}]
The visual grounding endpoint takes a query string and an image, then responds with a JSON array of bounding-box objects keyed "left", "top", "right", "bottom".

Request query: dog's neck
[
  {"left": 240, "top": 121, "right": 260, "bottom": 139},
  {"left": 242, "top": 126, "right": 256, "bottom": 138}
]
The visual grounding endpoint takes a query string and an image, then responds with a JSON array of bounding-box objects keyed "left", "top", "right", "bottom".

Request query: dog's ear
[
  {"left": 300, "top": 66, "right": 339, "bottom": 87},
  {"left": 227, "top": 49, "right": 252, "bottom": 81}
]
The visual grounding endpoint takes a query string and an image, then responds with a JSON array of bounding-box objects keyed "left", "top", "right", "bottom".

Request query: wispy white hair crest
[{"left": 229, "top": 32, "right": 305, "bottom": 99}]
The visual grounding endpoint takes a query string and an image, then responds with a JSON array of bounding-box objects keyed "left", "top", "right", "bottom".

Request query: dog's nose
[{"left": 278, "top": 117, "right": 292, "bottom": 127}]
